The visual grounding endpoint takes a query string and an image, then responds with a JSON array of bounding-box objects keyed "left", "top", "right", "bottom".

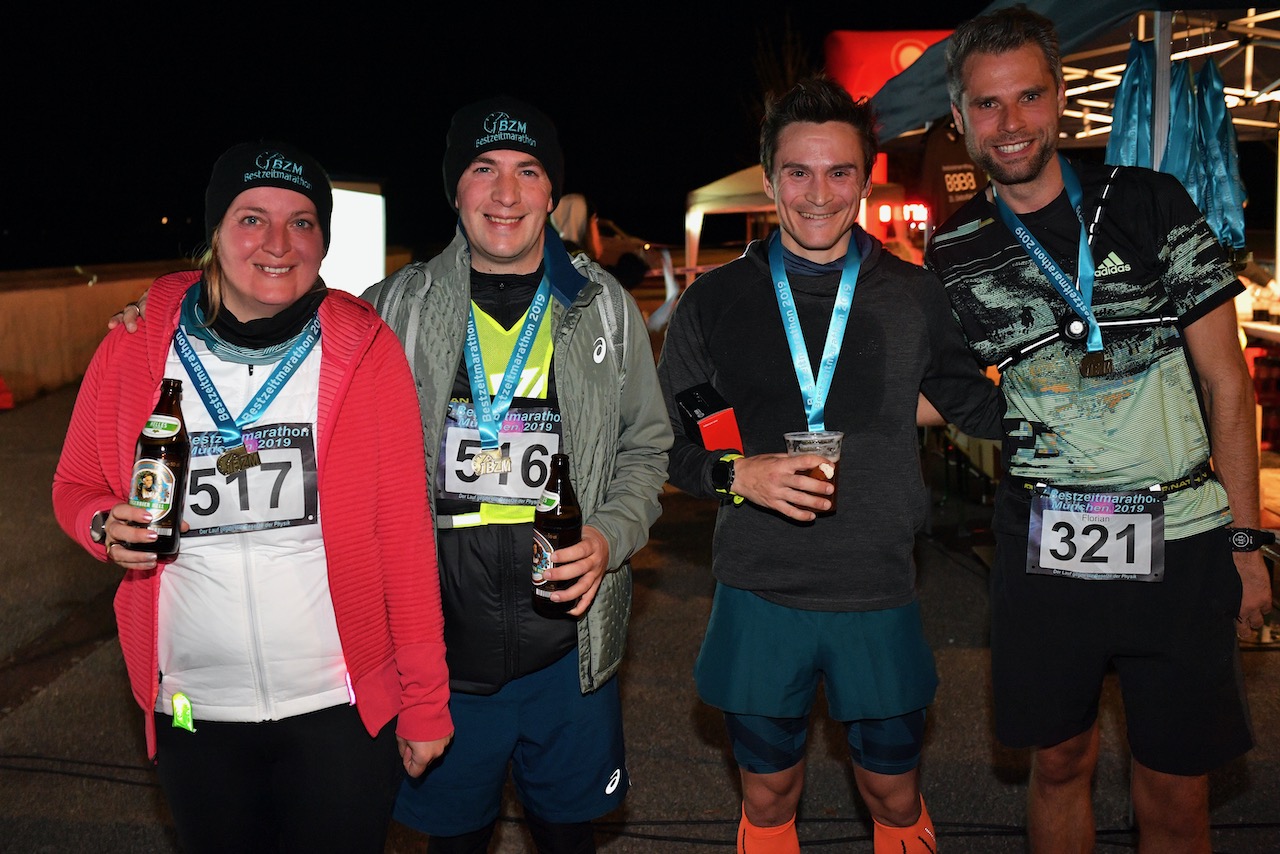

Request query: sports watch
[
  {"left": 711, "top": 453, "right": 744, "bottom": 505},
  {"left": 1225, "top": 527, "right": 1276, "bottom": 552}
]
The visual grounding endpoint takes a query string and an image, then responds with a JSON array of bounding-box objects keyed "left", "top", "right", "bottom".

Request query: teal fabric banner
[
  {"left": 1105, "top": 39, "right": 1153, "bottom": 168},
  {"left": 1105, "top": 41, "right": 1247, "bottom": 254},
  {"left": 1196, "top": 58, "right": 1248, "bottom": 250},
  {"left": 1160, "top": 59, "right": 1205, "bottom": 210}
]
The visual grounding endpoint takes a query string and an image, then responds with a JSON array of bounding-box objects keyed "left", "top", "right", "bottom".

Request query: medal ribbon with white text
[
  {"left": 992, "top": 155, "right": 1104, "bottom": 359},
  {"left": 463, "top": 277, "right": 551, "bottom": 474},
  {"left": 767, "top": 231, "right": 861, "bottom": 432},
  {"left": 174, "top": 316, "right": 320, "bottom": 470}
]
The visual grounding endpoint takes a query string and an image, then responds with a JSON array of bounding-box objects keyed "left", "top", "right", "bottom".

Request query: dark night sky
[
  {"left": 4, "top": 4, "right": 1273, "bottom": 273},
  {"left": 1, "top": 5, "right": 1002, "bottom": 271}
]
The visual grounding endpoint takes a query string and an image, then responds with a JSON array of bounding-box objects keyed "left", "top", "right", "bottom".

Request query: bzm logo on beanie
[
  {"left": 442, "top": 96, "right": 563, "bottom": 207},
  {"left": 244, "top": 151, "right": 314, "bottom": 191},
  {"left": 206, "top": 140, "right": 333, "bottom": 250},
  {"left": 475, "top": 111, "right": 539, "bottom": 151}
]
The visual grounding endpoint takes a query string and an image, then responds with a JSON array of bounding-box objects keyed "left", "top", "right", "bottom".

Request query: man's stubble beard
[{"left": 968, "top": 136, "right": 1057, "bottom": 189}]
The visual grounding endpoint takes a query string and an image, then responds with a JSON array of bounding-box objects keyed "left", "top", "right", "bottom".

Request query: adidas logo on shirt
[{"left": 1096, "top": 251, "right": 1132, "bottom": 277}]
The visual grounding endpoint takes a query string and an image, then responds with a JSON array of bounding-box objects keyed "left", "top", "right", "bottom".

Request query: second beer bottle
[
  {"left": 128, "top": 378, "right": 190, "bottom": 556},
  {"left": 531, "top": 453, "right": 582, "bottom": 618}
]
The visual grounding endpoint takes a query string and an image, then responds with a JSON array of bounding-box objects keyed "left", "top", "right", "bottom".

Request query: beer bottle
[
  {"left": 128, "top": 378, "right": 190, "bottom": 556},
  {"left": 531, "top": 453, "right": 582, "bottom": 617}
]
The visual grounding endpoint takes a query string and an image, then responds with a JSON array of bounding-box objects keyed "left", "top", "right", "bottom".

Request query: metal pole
[{"left": 1152, "top": 11, "right": 1173, "bottom": 168}]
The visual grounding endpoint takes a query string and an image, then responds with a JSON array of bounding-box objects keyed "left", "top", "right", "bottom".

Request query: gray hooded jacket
[{"left": 362, "top": 227, "right": 671, "bottom": 692}]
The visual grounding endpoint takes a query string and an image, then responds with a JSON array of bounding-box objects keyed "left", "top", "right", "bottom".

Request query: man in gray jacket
[{"left": 362, "top": 96, "right": 671, "bottom": 854}]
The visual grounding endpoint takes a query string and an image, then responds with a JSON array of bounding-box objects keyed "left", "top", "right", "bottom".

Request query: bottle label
[
  {"left": 129, "top": 458, "right": 177, "bottom": 521},
  {"left": 142, "top": 415, "right": 182, "bottom": 439},
  {"left": 531, "top": 528, "right": 555, "bottom": 589},
  {"left": 535, "top": 491, "right": 560, "bottom": 513}
]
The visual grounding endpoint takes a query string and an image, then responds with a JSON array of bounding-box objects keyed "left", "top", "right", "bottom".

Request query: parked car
[{"left": 552, "top": 194, "right": 655, "bottom": 289}]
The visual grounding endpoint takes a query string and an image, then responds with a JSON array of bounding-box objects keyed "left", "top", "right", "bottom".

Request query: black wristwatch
[
  {"left": 1225, "top": 527, "right": 1276, "bottom": 552},
  {"left": 711, "top": 453, "right": 744, "bottom": 505},
  {"left": 90, "top": 510, "right": 109, "bottom": 545}
]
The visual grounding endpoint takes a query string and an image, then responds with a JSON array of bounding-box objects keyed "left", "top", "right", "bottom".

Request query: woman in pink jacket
[{"left": 53, "top": 141, "right": 451, "bottom": 854}]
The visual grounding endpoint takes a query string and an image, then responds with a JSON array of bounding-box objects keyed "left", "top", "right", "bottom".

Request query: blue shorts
[
  {"left": 393, "top": 649, "right": 628, "bottom": 836},
  {"left": 695, "top": 583, "right": 938, "bottom": 720}
]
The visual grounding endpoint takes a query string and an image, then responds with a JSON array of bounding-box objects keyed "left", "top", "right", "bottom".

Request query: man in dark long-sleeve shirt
[{"left": 657, "top": 75, "right": 1001, "bottom": 854}]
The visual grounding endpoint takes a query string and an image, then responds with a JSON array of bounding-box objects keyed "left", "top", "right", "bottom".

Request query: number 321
[{"left": 1047, "top": 520, "right": 1137, "bottom": 564}]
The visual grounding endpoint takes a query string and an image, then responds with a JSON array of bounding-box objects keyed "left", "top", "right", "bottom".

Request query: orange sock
[
  {"left": 737, "top": 803, "right": 800, "bottom": 854},
  {"left": 872, "top": 795, "right": 936, "bottom": 853}
]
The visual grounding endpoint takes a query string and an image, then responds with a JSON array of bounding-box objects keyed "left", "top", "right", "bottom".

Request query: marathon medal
[
  {"left": 463, "top": 267, "right": 553, "bottom": 473},
  {"left": 995, "top": 155, "right": 1110, "bottom": 378},
  {"left": 1079, "top": 350, "right": 1114, "bottom": 378},
  {"left": 471, "top": 447, "right": 511, "bottom": 475},
  {"left": 1058, "top": 314, "right": 1112, "bottom": 377},
  {"left": 217, "top": 436, "right": 262, "bottom": 475},
  {"left": 176, "top": 307, "right": 320, "bottom": 477}
]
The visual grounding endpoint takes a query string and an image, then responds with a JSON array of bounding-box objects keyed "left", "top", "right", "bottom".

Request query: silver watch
[{"left": 90, "top": 510, "right": 109, "bottom": 544}]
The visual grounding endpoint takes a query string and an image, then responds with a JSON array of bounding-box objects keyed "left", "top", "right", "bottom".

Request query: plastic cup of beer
[{"left": 784, "top": 430, "right": 843, "bottom": 515}]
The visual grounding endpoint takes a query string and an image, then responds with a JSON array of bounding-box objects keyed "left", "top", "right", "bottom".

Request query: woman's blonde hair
[{"left": 195, "top": 228, "right": 226, "bottom": 324}]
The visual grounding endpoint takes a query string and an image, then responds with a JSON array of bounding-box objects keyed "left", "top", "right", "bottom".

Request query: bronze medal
[
  {"left": 1079, "top": 350, "right": 1113, "bottom": 378},
  {"left": 472, "top": 447, "right": 512, "bottom": 476},
  {"left": 217, "top": 445, "right": 263, "bottom": 475}
]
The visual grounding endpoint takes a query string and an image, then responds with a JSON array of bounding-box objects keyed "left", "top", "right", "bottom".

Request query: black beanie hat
[
  {"left": 441, "top": 96, "right": 564, "bottom": 208},
  {"left": 205, "top": 141, "right": 334, "bottom": 251}
]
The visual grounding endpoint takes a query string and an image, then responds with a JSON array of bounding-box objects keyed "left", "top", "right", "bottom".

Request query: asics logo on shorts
[
  {"left": 593, "top": 337, "right": 607, "bottom": 364},
  {"left": 605, "top": 768, "right": 621, "bottom": 794}
]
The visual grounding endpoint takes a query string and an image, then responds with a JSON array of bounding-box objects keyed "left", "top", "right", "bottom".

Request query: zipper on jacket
[
  {"left": 239, "top": 354, "right": 269, "bottom": 717},
  {"left": 241, "top": 531, "right": 273, "bottom": 719},
  {"left": 500, "top": 525, "right": 520, "bottom": 682}
]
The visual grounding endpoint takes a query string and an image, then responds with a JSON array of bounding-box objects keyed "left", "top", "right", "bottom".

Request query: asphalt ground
[{"left": 3, "top": 380, "right": 1279, "bottom": 853}]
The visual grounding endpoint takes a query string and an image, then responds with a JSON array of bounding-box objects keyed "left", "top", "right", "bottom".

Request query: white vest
[{"left": 154, "top": 336, "right": 347, "bottom": 724}]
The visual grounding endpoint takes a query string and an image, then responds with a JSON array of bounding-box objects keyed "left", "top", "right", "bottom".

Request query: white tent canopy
[
  {"left": 683, "top": 164, "right": 917, "bottom": 285},
  {"left": 683, "top": 166, "right": 774, "bottom": 285}
]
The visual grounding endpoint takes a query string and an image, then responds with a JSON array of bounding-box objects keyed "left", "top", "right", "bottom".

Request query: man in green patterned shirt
[{"left": 926, "top": 6, "right": 1270, "bottom": 853}]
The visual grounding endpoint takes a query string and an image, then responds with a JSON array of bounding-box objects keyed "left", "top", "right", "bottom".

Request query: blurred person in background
[{"left": 551, "top": 191, "right": 654, "bottom": 289}]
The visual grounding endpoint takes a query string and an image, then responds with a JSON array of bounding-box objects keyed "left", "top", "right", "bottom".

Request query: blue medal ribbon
[
  {"left": 992, "top": 154, "right": 1102, "bottom": 354},
  {"left": 464, "top": 277, "right": 551, "bottom": 452},
  {"left": 174, "top": 315, "right": 320, "bottom": 450},
  {"left": 767, "top": 230, "right": 861, "bottom": 432}
]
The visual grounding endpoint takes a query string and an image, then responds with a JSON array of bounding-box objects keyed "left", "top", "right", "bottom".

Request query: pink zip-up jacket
[{"left": 53, "top": 270, "right": 451, "bottom": 757}]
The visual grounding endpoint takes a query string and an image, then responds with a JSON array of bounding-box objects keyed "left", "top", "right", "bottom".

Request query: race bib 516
[{"left": 439, "top": 401, "right": 562, "bottom": 505}]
